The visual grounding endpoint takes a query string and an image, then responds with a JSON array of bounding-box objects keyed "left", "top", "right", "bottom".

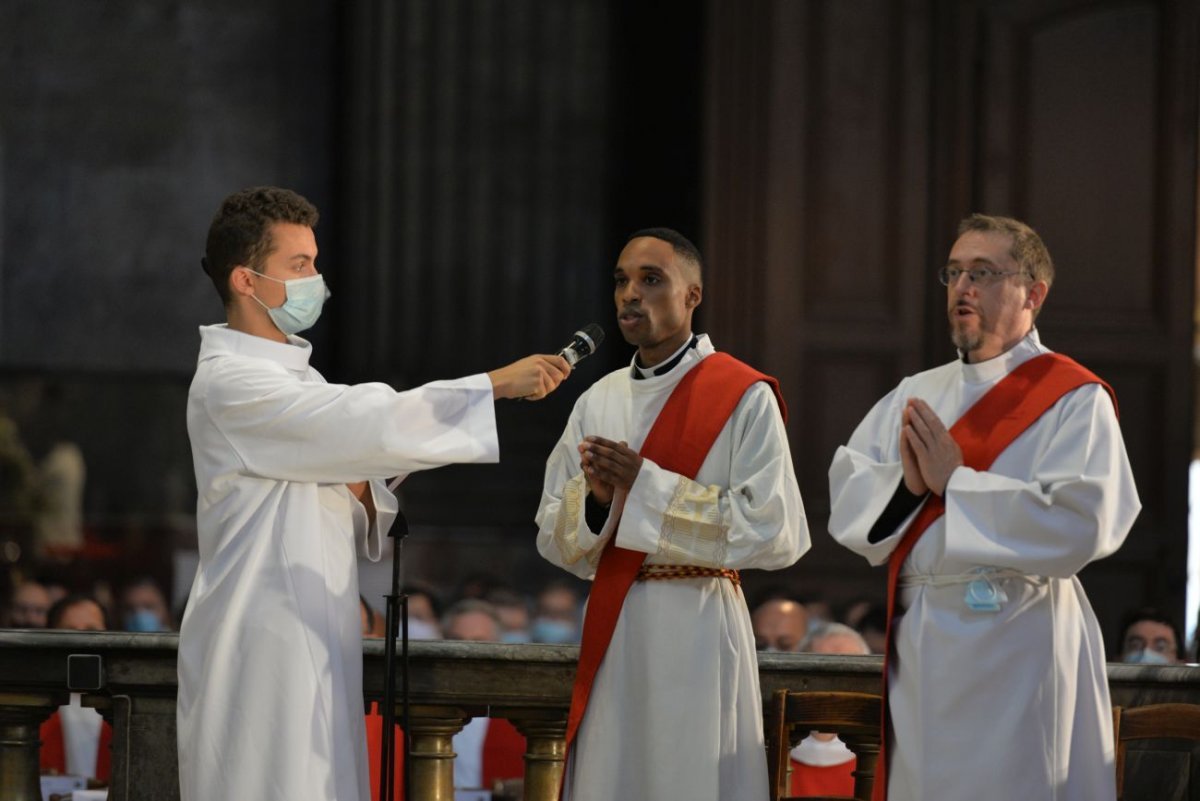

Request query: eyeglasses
[{"left": 938, "top": 266, "right": 1028, "bottom": 287}]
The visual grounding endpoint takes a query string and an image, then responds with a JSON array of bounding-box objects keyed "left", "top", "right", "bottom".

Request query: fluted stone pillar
[{"left": 0, "top": 691, "right": 66, "bottom": 801}]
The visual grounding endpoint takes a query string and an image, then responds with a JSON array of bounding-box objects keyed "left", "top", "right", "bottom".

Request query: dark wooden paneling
[
  {"left": 705, "top": 0, "right": 1197, "bottom": 642},
  {"left": 940, "top": 0, "right": 1197, "bottom": 638},
  {"left": 0, "top": 0, "right": 337, "bottom": 373},
  {"left": 706, "top": 0, "right": 932, "bottom": 607},
  {"left": 339, "top": 0, "right": 646, "bottom": 528},
  {"left": 339, "top": 0, "right": 612, "bottom": 389}
]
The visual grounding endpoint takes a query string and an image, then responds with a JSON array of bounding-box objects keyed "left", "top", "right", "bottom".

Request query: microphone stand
[{"left": 379, "top": 509, "right": 411, "bottom": 801}]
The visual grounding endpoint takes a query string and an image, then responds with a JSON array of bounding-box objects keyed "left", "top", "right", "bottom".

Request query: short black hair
[
  {"left": 1118, "top": 606, "right": 1184, "bottom": 660},
  {"left": 401, "top": 581, "right": 443, "bottom": 620},
  {"left": 627, "top": 227, "right": 703, "bottom": 285},
  {"left": 47, "top": 593, "right": 109, "bottom": 630},
  {"left": 203, "top": 186, "right": 319, "bottom": 306}
]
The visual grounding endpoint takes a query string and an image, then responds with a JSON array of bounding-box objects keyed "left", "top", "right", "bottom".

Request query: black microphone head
[
  {"left": 561, "top": 323, "right": 605, "bottom": 366},
  {"left": 579, "top": 323, "right": 604, "bottom": 352}
]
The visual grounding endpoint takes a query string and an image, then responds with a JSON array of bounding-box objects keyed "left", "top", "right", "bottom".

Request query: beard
[{"left": 949, "top": 318, "right": 983, "bottom": 353}]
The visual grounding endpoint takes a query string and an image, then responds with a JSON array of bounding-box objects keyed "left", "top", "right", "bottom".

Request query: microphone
[{"left": 559, "top": 324, "right": 605, "bottom": 367}]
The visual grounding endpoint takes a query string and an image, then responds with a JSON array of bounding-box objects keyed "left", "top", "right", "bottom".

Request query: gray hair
[
  {"left": 441, "top": 599, "right": 502, "bottom": 633},
  {"left": 799, "top": 622, "right": 871, "bottom": 654}
]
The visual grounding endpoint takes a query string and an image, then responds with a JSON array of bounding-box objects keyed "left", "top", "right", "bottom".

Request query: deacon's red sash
[
  {"left": 561, "top": 353, "right": 787, "bottom": 781},
  {"left": 872, "top": 353, "right": 1115, "bottom": 801}
]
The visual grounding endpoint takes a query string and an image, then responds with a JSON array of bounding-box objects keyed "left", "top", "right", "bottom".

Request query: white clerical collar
[
  {"left": 198, "top": 324, "right": 313, "bottom": 373},
  {"left": 959, "top": 328, "right": 1047, "bottom": 385},
  {"left": 631, "top": 333, "right": 699, "bottom": 379},
  {"left": 790, "top": 734, "right": 854, "bottom": 767}
]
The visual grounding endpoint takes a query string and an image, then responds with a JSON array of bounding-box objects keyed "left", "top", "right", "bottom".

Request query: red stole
[
  {"left": 562, "top": 353, "right": 786, "bottom": 768},
  {"left": 873, "top": 353, "right": 1115, "bottom": 801}
]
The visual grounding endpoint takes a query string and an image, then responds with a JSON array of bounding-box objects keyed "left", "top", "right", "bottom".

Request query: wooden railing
[{"left": 0, "top": 630, "right": 1196, "bottom": 800}]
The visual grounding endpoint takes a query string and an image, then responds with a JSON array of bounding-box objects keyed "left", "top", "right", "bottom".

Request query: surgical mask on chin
[
  {"left": 1124, "top": 648, "right": 1171, "bottom": 665},
  {"left": 124, "top": 609, "right": 165, "bottom": 633},
  {"left": 531, "top": 618, "right": 578, "bottom": 644},
  {"left": 249, "top": 270, "right": 331, "bottom": 335}
]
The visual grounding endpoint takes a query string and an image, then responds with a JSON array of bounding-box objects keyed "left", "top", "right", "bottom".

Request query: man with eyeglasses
[{"left": 828, "top": 213, "right": 1140, "bottom": 801}]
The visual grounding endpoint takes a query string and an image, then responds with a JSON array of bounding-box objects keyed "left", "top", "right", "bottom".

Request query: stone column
[{"left": 0, "top": 691, "right": 67, "bottom": 801}]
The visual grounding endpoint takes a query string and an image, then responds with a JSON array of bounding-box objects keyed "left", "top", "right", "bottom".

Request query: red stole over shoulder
[
  {"left": 562, "top": 353, "right": 787, "bottom": 771},
  {"left": 873, "top": 352, "right": 1115, "bottom": 801}
]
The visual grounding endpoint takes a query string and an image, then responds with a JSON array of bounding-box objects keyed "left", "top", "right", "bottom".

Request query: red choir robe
[{"left": 39, "top": 710, "right": 112, "bottom": 782}]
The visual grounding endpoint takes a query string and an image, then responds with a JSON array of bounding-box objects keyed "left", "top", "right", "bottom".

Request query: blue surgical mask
[
  {"left": 124, "top": 609, "right": 166, "bottom": 633},
  {"left": 531, "top": 618, "right": 578, "bottom": 644},
  {"left": 249, "top": 270, "right": 331, "bottom": 335},
  {"left": 501, "top": 629, "right": 532, "bottom": 644},
  {"left": 1124, "top": 648, "right": 1171, "bottom": 665}
]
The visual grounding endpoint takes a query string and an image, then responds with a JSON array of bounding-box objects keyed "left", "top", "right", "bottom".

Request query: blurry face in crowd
[
  {"left": 537, "top": 588, "right": 578, "bottom": 623},
  {"left": 614, "top": 237, "right": 702, "bottom": 368},
  {"left": 10, "top": 582, "right": 51, "bottom": 628},
  {"left": 408, "top": 594, "right": 437, "bottom": 626},
  {"left": 494, "top": 603, "right": 531, "bottom": 643},
  {"left": 945, "top": 230, "right": 1045, "bottom": 363},
  {"left": 122, "top": 583, "right": 171, "bottom": 632},
  {"left": 1123, "top": 620, "right": 1180, "bottom": 664},
  {"left": 445, "top": 611, "right": 499, "bottom": 643},
  {"left": 751, "top": 600, "right": 809, "bottom": 653},
  {"left": 532, "top": 587, "right": 580, "bottom": 644},
  {"left": 57, "top": 600, "right": 107, "bottom": 632}
]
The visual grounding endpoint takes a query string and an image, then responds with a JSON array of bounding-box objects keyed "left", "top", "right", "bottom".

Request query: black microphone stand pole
[{"left": 379, "top": 509, "right": 411, "bottom": 801}]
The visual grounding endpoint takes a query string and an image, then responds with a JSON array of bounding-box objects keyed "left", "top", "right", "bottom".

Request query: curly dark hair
[{"left": 202, "top": 186, "right": 319, "bottom": 306}]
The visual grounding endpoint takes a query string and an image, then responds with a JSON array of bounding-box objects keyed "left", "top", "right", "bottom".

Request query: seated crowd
[{"left": 0, "top": 568, "right": 1190, "bottom": 799}]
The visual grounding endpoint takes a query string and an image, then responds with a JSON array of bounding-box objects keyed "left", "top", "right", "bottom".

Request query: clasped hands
[
  {"left": 900, "top": 398, "right": 963, "bottom": 497},
  {"left": 578, "top": 436, "right": 643, "bottom": 506}
]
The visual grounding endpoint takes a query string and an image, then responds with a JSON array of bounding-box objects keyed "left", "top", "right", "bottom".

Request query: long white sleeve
[
  {"left": 194, "top": 360, "right": 498, "bottom": 483},
  {"left": 828, "top": 382, "right": 919, "bottom": 566},
  {"left": 535, "top": 391, "right": 612, "bottom": 580}
]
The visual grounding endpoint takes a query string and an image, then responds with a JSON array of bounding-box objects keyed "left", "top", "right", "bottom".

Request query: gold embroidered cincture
[{"left": 635, "top": 564, "right": 740, "bottom": 586}]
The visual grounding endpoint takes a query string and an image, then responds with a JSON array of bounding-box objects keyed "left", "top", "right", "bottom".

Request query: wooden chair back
[
  {"left": 1113, "top": 703, "right": 1200, "bottom": 799},
  {"left": 766, "top": 689, "right": 882, "bottom": 801}
]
